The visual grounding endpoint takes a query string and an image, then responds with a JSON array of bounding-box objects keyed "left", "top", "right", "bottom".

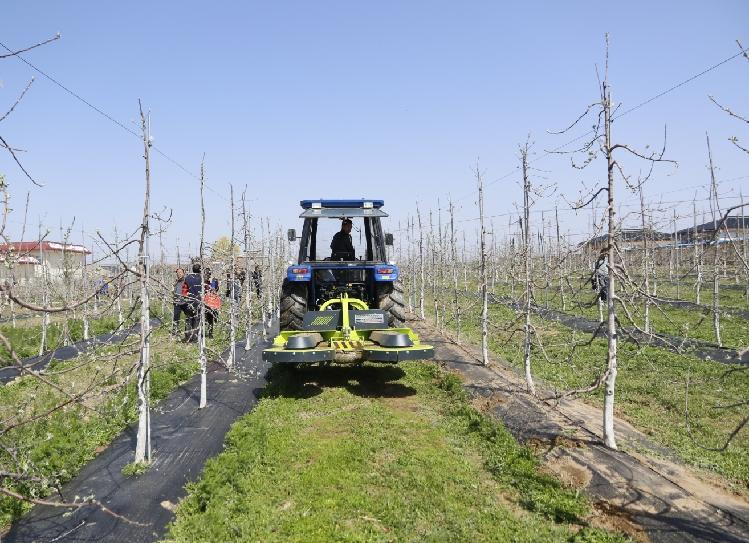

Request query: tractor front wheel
[
  {"left": 279, "top": 279, "right": 307, "bottom": 330},
  {"left": 376, "top": 281, "right": 406, "bottom": 327}
]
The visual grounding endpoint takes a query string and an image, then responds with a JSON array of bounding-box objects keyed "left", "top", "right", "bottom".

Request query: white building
[{"left": 0, "top": 241, "right": 91, "bottom": 284}]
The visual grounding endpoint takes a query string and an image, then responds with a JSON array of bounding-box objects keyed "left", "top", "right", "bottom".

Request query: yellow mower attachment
[{"left": 263, "top": 293, "right": 433, "bottom": 365}]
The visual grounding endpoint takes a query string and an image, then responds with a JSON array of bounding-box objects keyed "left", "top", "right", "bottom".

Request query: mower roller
[{"left": 262, "top": 199, "right": 433, "bottom": 365}]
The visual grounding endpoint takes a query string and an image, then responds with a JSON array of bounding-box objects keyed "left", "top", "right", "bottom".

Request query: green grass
[
  {"left": 494, "top": 278, "right": 749, "bottom": 349},
  {"left": 163, "top": 363, "right": 628, "bottom": 543},
  {"left": 0, "top": 314, "right": 131, "bottom": 364},
  {"left": 441, "top": 291, "right": 749, "bottom": 495},
  {"left": 0, "top": 327, "right": 201, "bottom": 529},
  {"left": 122, "top": 461, "right": 150, "bottom": 477},
  {"left": 652, "top": 279, "right": 749, "bottom": 311}
]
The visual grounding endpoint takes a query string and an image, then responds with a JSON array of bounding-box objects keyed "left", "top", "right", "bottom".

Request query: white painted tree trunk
[
  {"left": 113, "top": 227, "right": 125, "bottom": 327},
  {"left": 693, "top": 201, "right": 702, "bottom": 305},
  {"left": 521, "top": 145, "right": 536, "bottom": 394},
  {"left": 449, "top": 200, "right": 461, "bottom": 342},
  {"left": 476, "top": 164, "right": 489, "bottom": 367},
  {"left": 707, "top": 134, "right": 722, "bottom": 347},
  {"left": 134, "top": 104, "right": 152, "bottom": 464},
  {"left": 199, "top": 159, "right": 208, "bottom": 409},
  {"left": 38, "top": 224, "right": 48, "bottom": 356},
  {"left": 417, "top": 203, "right": 425, "bottom": 320},
  {"left": 602, "top": 80, "right": 618, "bottom": 451},
  {"left": 556, "top": 207, "right": 566, "bottom": 311},
  {"left": 639, "top": 185, "right": 650, "bottom": 334},
  {"left": 243, "top": 196, "right": 253, "bottom": 351},
  {"left": 228, "top": 185, "right": 236, "bottom": 370},
  {"left": 81, "top": 226, "right": 90, "bottom": 341}
]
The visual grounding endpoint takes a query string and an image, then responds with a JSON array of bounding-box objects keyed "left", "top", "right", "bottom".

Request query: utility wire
[
  {"left": 0, "top": 39, "right": 229, "bottom": 202},
  {"left": 385, "top": 187, "right": 744, "bottom": 232},
  {"left": 454, "top": 190, "right": 746, "bottom": 224},
  {"left": 451, "top": 46, "right": 748, "bottom": 204}
]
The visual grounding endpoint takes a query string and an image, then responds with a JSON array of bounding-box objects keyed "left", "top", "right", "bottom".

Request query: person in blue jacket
[{"left": 182, "top": 262, "right": 204, "bottom": 342}]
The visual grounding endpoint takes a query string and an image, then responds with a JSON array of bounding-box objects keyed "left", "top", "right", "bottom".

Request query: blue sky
[{"left": 1, "top": 1, "right": 747, "bottom": 258}]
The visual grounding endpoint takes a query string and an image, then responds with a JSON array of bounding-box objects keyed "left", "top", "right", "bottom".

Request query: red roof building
[{"left": 0, "top": 241, "right": 91, "bottom": 255}]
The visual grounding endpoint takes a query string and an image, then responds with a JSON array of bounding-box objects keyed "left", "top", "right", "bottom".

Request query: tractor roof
[{"left": 300, "top": 199, "right": 384, "bottom": 209}]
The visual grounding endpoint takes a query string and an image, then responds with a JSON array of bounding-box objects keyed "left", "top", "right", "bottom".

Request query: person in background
[
  {"left": 182, "top": 262, "right": 203, "bottom": 342},
  {"left": 204, "top": 268, "right": 218, "bottom": 338},
  {"left": 592, "top": 249, "right": 609, "bottom": 302},
  {"left": 252, "top": 264, "right": 262, "bottom": 297},
  {"left": 208, "top": 268, "right": 219, "bottom": 292},
  {"left": 225, "top": 269, "right": 242, "bottom": 304},
  {"left": 95, "top": 276, "right": 109, "bottom": 300},
  {"left": 172, "top": 267, "right": 187, "bottom": 336}
]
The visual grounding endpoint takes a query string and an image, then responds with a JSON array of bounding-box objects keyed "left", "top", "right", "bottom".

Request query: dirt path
[
  {"left": 413, "top": 320, "right": 749, "bottom": 543},
  {"left": 5, "top": 331, "right": 271, "bottom": 543}
]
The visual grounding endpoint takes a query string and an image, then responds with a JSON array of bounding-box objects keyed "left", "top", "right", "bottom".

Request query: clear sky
[{"left": 1, "top": 1, "right": 748, "bottom": 259}]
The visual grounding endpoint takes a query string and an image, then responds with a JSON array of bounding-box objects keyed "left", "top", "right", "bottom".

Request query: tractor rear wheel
[
  {"left": 376, "top": 281, "right": 406, "bottom": 327},
  {"left": 279, "top": 279, "right": 307, "bottom": 330}
]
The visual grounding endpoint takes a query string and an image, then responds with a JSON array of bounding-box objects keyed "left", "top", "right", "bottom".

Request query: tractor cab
[
  {"left": 290, "top": 199, "right": 391, "bottom": 263},
  {"left": 263, "top": 199, "right": 433, "bottom": 365},
  {"left": 285, "top": 200, "right": 398, "bottom": 317}
]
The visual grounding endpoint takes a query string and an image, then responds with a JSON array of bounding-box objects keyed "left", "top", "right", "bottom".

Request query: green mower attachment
[{"left": 263, "top": 293, "right": 433, "bottom": 365}]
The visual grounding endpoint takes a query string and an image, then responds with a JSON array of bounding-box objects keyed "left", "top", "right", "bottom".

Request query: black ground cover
[
  {"left": 0, "top": 318, "right": 161, "bottom": 385},
  {"left": 5, "top": 333, "right": 270, "bottom": 543}
]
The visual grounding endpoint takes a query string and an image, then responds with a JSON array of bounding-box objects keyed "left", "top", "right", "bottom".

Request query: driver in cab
[{"left": 330, "top": 218, "right": 355, "bottom": 260}]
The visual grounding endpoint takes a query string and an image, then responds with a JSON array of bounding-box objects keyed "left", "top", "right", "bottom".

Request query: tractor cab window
[{"left": 306, "top": 217, "right": 373, "bottom": 261}]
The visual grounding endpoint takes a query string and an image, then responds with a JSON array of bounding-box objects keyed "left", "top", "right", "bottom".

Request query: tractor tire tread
[
  {"left": 279, "top": 279, "right": 307, "bottom": 331},
  {"left": 376, "top": 280, "right": 406, "bottom": 328}
]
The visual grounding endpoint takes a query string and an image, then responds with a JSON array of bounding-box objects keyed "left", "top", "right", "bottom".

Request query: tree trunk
[
  {"left": 134, "top": 103, "right": 152, "bottom": 464},
  {"left": 707, "top": 134, "right": 722, "bottom": 347},
  {"left": 199, "top": 158, "right": 208, "bottom": 409},
  {"left": 449, "top": 200, "right": 461, "bottom": 342},
  {"left": 228, "top": 185, "right": 237, "bottom": 370},
  {"left": 81, "top": 225, "right": 89, "bottom": 341},
  {"left": 639, "top": 184, "right": 650, "bottom": 334},
  {"left": 556, "top": 206, "right": 566, "bottom": 311},
  {"left": 476, "top": 164, "right": 489, "bottom": 366},
  {"left": 603, "top": 77, "right": 618, "bottom": 451},
  {"left": 417, "top": 203, "right": 425, "bottom": 320},
  {"left": 243, "top": 193, "right": 253, "bottom": 350},
  {"left": 521, "top": 144, "right": 536, "bottom": 394},
  {"left": 38, "top": 223, "right": 48, "bottom": 356},
  {"left": 693, "top": 200, "right": 702, "bottom": 304}
]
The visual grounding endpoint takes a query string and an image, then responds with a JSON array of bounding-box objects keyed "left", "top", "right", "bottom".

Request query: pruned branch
[
  {"left": 0, "top": 33, "right": 61, "bottom": 59},
  {"left": 0, "top": 79, "right": 34, "bottom": 124},
  {"left": 0, "top": 135, "right": 44, "bottom": 187}
]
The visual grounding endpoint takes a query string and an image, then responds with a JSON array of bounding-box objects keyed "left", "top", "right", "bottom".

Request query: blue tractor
[{"left": 262, "top": 199, "right": 433, "bottom": 365}]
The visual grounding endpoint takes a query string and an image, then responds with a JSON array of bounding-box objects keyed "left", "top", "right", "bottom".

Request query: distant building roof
[
  {"left": 676, "top": 215, "right": 749, "bottom": 235},
  {"left": 0, "top": 241, "right": 91, "bottom": 255},
  {"left": 584, "top": 228, "right": 671, "bottom": 246}
]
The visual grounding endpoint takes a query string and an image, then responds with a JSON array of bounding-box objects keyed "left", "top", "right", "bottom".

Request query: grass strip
[
  {"left": 449, "top": 296, "right": 749, "bottom": 495},
  {"left": 164, "top": 362, "right": 627, "bottom": 543}
]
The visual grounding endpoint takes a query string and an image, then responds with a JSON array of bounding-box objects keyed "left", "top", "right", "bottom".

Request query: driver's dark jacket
[
  {"left": 330, "top": 231, "right": 354, "bottom": 259},
  {"left": 183, "top": 273, "right": 203, "bottom": 305}
]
